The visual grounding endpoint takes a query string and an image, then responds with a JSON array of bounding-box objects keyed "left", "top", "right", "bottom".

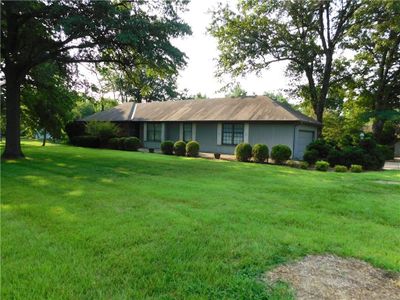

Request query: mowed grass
[{"left": 1, "top": 141, "right": 399, "bottom": 299}]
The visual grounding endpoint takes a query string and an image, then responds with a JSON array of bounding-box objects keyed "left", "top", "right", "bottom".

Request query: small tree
[{"left": 85, "top": 121, "right": 119, "bottom": 146}]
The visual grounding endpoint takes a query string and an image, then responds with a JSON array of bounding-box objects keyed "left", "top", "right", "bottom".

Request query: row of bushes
[
  {"left": 161, "top": 140, "right": 200, "bottom": 157},
  {"left": 234, "top": 143, "right": 292, "bottom": 163},
  {"left": 287, "top": 159, "right": 363, "bottom": 172},
  {"left": 302, "top": 134, "right": 391, "bottom": 170},
  {"left": 71, "top": 135, "right": 142, "bottom": 151}
]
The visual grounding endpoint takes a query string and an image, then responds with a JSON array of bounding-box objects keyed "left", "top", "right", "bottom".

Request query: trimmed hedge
[
  {"left": 108, "top": 137, "right": 120, "bottom": 149},
  {"left": 124, "top": 137, "right": 141, "bottom": 151},
  {"left": 350, "top": 164, "right": 363, "bottom": 173},
  {"left": 118, "top": 137, "right": 126, "bottom": 150},
  {"left": 287, "top": 160, "right": 299, "bottom": 168},
  {"left": 235, "top": 143, "right": 252, "bottom": 162},
  {"left": 186, "top": 141, "right": 200, "bottom": 157},
  {"left": 300, "top": 161, "right": 309, "bottom": 169},
  {"left": 161, "top": 141, "right": 174, "bottom": 155},
  {"left": 334, "top": 165, "right": 348, "bottom": 172},
  {"left": 174, "top": 141, "right": 186, "bottom": 156},
  {"left": 252, "top": 144, "right": 269, "bottom": 163},
  {"left": 71, "top": 135, "right": 100, "bottom": 148},
  {"left": 315, "top": 160, "right": 329, "bottom": 171},
  {"left": 271, "top": 144, "right": 291, "bottom": 164},
  {"left": 303, "top": 149, "right": 319, "bottom": 165}
]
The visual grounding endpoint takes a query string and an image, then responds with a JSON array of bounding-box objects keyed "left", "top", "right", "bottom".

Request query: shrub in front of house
[
  {"left": 350, "top": 164, "right": 363, "bottom": 173},
  {"left": 85, "top": 121, "right": 119, "bottom": 146},
  {"left": 327, "top": 148, "right": 345, "bottom": 167},
  {"left": 271, "top": 144, "right": 291, "bottom": 164},
  {"left": 342, "top": 146, "right": 364, "bottom": 167},
  {"left": 124, "top": 137, "right": 141, "bottom": 151},
  {"left": 315, "top": 160, "right": 329, "bottom": 171},
  {"left": 65, "top": 122, "right": 86, "bottom": 142},
  {"left": 71, "top": 136, "right": 100, "bottom": 148},
  {"left": 287, "top": 160, "right": 299, "bottom": 168},
  {"left": 174, "top": 141, "right": 186, "bottom": 156},
  {"left": 252, "top": 144, "right": 269, "bottom": 163},
  {"left": 118, "top": 137, "right": 127, "bottom": 150},
  {"left": 306, "top": 139, "right": 333, "bottom": 159},
  {"left": 235, "top": 143, "right": 252, "bottom": 162},
  {"left": 300, "top": 161, "right": 309, "bottom": 169},
  {"left": 108, "top": 137, "right": 120, "bottom": 149},
  {"left": 303, "top": 149, "right": 319, "bottom": 165},
  {"left": 186, "top": 141, "right": 200, "bottom": 157},
  {"left": 161, "top": 141, "right": 174, "bottom": 155},
  {"left": 334, "top": 165, "right": 348, "bottom": 172}
]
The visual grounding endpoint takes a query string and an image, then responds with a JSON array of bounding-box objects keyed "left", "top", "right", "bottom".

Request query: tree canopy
[{"left": 1, "top": 0, "right": 191, "bottom": 158}]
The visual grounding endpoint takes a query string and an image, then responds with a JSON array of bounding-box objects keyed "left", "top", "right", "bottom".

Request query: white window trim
[
  {"left": 217, "top": 123, "right": 222, "bottom": 145},
  {"left": 179, "top": 123, "right": 183, "bottom": 140},
  {"left": 143, "top": 122, "right": 147, "bottom": 142},
  {"left": 244, "top": 123, "right": 249, "bottom": 143},
  {"left": 161, "top": 123, "right": 165, "bottom": 142},
  {"left": 192, "top": 123, "right": 196, "bottom": 141}
]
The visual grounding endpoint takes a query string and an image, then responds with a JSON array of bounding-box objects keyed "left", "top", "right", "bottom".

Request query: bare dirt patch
[{"left": 264, "top": 255, "right": 400, "bottom": 300}]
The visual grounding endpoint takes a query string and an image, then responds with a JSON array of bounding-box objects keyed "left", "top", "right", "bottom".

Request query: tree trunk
[
  {"left": 42, "top": 129, "right": 47, "bottom": 146},
  {"left": 2, "top": 69, "right": 24, "bottom": 159}
]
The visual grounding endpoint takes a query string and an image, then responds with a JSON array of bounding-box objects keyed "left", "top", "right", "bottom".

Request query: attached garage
[{"left": 294, "top": 126, "right": 317, "bottom": 159}]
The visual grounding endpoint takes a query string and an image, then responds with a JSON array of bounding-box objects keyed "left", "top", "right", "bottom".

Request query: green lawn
[{"left": 1, "top": 141, "right": 399, "bottom": 299}]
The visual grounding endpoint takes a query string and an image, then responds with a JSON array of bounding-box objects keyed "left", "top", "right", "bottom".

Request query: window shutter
[
  {"left": 244, "top": 123, "right": 249, "bottom": 143},
  {"left": 179, "top": 123, "right": 183, "bottom": 140},
  {"left": 192, "top": 123, "right": 197, "bottom": 141},
  {"left": 217, "top": 123, "right": 222, "bottom": 145},
  {"left": 161, "top": 123, "right": 165, "bottom": 142},
  {"left": 143, "top": 122, "right": 147, "bottom": 142}
]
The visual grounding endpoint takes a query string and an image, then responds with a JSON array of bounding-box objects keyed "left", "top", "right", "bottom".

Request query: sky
[{"left": 172, "top": 0, "right": 290, "bottom": 98}]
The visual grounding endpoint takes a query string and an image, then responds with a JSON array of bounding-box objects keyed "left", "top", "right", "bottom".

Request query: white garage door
[{"left": 297, "top": 130, "right": 314, "bottom": 159}]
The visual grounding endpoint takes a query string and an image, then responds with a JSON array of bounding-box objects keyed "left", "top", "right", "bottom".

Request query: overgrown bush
[
  {"left": 300, "top": 161, "right": 309, "bottom": 169},
  {"left": 71, "top": 135, "right": 100, "bottom": 148},
  {"left": 315, "top": 160, "right": 329, "bottom": 171},
  {"left": 124, "top": 137, "right": 141, "bottom": 151},
  {"left": 303, "top": 149, "right": 319, "bottom": 165},
  {"left": 287, "top": 160, "right": 299, "bottom": 168},
  {"left": 271, "top": 144, "right": 291, "bottom": 164},
  {"left": 235, "top": 143, "right": 252, "bottom": 162},
  {"left": 306, "top": 139, "right": 332, "bottom": 159},
  {"left": 161, "top": 141, "right": 174, "bottom": 155},
  {"left": 118, "top": 137, "right": 126, "bottom": 150},
  {"left": 85, "top": 121, "right": 119, "bottom": 145},
  {"left": 65, "top": 122, "right": 86, "bottom": 141},
  {"left": 327, "top": 148, "right": 345, "bottom": 167},
  {"left": 108, "top": 137, "right": 120, "bottom": 149},
  {"left": 377, "top": 144, "right": 394, "bottom": 160},
  {"left": 350, "top": 164, "right": 363, "bottom": 173},
  {"left": 252, "top": 144, "right": 269, "bottom": 163},
  {"left": 186, "top": 141, "right": 200, "bottom": 157},
  {"left": 174, "top": 141, "right": 186, "bottom": 156},
  {"left": 334, "top": 165, "right": 348, "bottom": 172}
]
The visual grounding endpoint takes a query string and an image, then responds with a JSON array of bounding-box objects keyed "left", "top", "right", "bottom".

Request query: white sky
[
  {"left": 173, "top": 0, "right": 290, "bottom": 98},
  {"left": 80, "top": 0, "right": 290, "bottom": 100}
]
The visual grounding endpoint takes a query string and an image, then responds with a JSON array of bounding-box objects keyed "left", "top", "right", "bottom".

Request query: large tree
[
  {"left": 1, "top": 0, "right": 190, "bottom": 158},
  {"left": 348, "top": 0, "right": 400, "bottom": 141},
  {"left": 209, "top": 0, "right": 361, "bottom": 135}
]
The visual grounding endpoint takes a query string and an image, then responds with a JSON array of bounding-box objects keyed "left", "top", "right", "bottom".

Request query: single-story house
[{"left": 81, "top": 96, "right": 321, "bottom": 159}]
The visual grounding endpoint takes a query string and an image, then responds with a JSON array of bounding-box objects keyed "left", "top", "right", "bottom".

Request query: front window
[
  {"left": 147, "top": 123, "right": 162, "bottom": 141},
  {"left": 183, "top": 123, "right": 192, "bottom": 142},
  {"left": 222, "top": 123, "right": 244, "bottom": 145}
]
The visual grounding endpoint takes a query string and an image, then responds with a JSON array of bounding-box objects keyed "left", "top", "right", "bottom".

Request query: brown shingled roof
[{"left": 82, "top": 96, "right": 320, "bottom": 125}]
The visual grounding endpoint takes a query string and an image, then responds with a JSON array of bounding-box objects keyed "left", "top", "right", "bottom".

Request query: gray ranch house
[{"left": 82, "top": 96, "right": 321, "bottom": 159}]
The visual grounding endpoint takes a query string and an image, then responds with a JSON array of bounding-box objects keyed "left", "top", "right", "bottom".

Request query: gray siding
[
  {"left": 249, "top": 123, "right": 295, "bottom": 156},
  {"left": 140, "top": 121, "right": 318, "bottom": 157}
]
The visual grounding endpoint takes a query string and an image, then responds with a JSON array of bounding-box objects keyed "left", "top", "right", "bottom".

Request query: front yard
[{"left": 1, "top": 141, "right": 399, "bottom": 299}]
